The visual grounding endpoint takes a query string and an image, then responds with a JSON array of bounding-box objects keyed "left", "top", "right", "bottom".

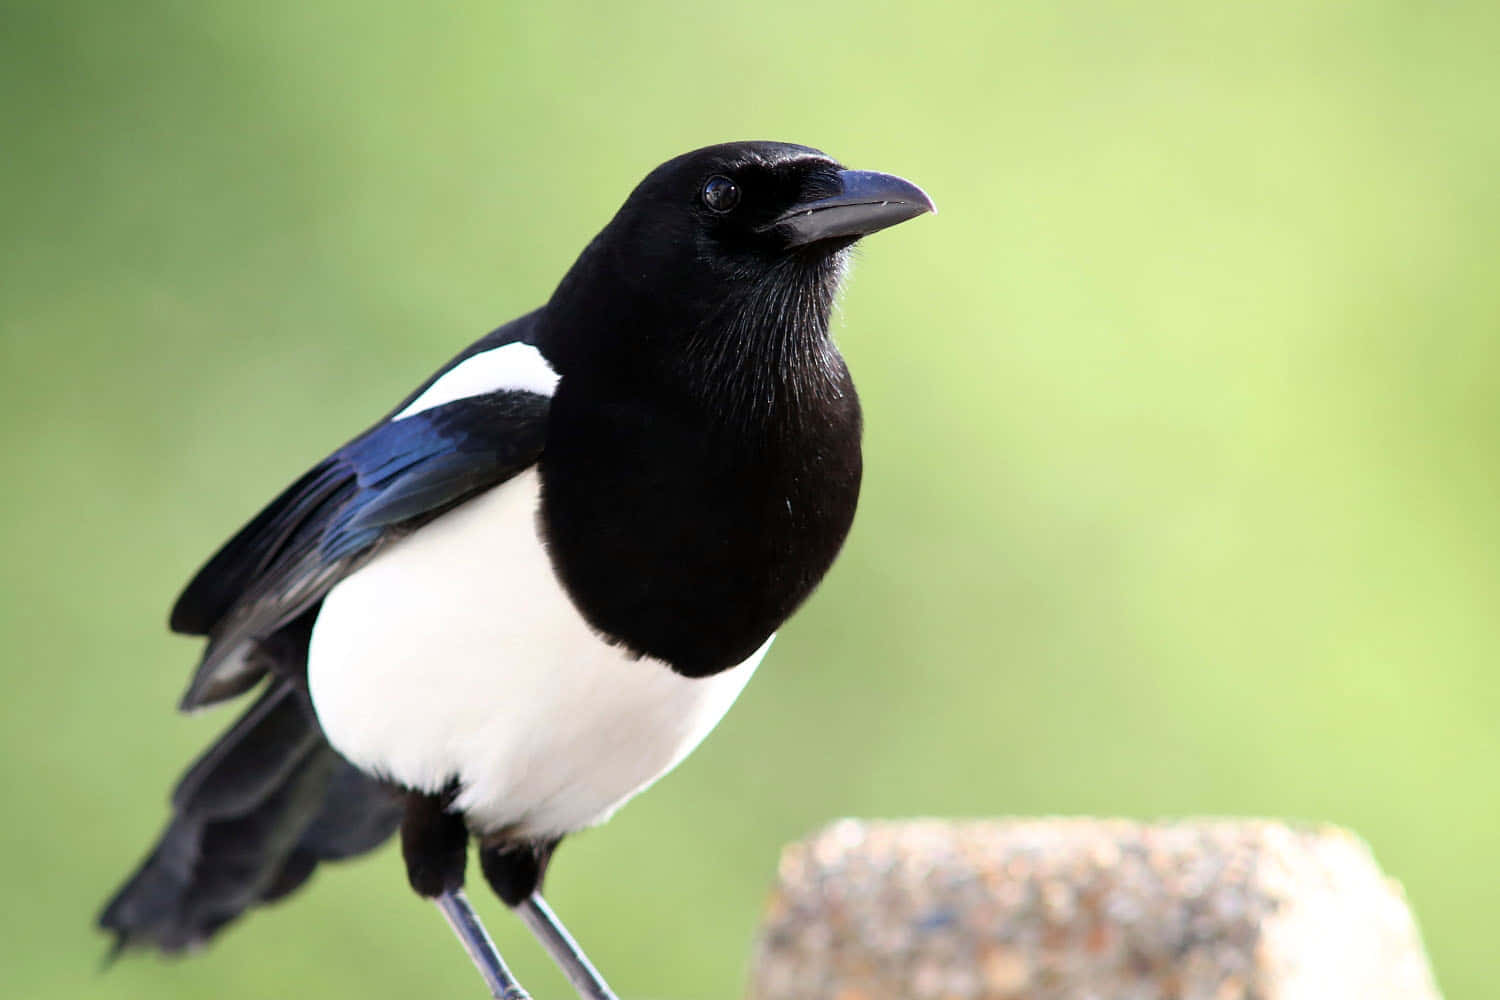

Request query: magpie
[{"left": 99, "top": 140, "right": 933, "bottom": 1000}]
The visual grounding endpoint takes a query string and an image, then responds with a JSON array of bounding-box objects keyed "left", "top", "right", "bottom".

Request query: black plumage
[{"left": 100, "top": 682, "right": 401, "bottom": 952}]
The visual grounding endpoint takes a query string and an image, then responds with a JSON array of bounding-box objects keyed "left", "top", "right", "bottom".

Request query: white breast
[{"left": 307, "top": 468, "right": 767, "bottom": 838}]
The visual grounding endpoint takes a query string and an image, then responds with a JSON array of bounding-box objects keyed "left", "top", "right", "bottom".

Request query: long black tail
[{"left": 99, "top": 682, "right": 402, "bottom": 953}]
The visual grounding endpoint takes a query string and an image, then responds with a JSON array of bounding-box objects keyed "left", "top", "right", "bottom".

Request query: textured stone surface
[{"left": 746, "top": 819, "right": 1441, "bottom": 1000}]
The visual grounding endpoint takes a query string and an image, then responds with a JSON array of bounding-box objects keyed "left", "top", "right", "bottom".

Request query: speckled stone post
[{"left": 747, "top": 819, "right": 1440, "bottom": 1000}]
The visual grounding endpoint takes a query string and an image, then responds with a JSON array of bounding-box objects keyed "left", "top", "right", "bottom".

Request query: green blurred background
[{"left": 3, "top": 1, "right": 1496, "bottom": 997}]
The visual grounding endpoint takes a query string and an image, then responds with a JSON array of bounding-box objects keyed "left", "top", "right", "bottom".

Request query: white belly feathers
[
  {"left": 308, "top": 469, "right": 767, "bottom": 838},
  {"left": 310, "top": 343, "right": 767, "bottom": 838}
]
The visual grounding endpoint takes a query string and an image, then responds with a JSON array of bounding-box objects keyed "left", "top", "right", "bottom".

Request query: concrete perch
[{"left": 747, "top": 819, "right": 1440, "bottom": 1000}]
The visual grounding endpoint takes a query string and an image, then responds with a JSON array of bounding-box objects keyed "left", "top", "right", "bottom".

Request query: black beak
[{"left": 773, "top": 169, "right": 936, "bottom": 247}]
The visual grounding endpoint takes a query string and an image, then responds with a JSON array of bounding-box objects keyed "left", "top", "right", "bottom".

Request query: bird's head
[
  {"left": 618, "top": 140, "right": 933, "bottom": 264},
  {"left": 539, "top": 141, "right": 933, "bottom": 406}
]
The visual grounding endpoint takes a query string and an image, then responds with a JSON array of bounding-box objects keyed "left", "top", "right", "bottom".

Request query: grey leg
[
  {"left": 516, "top": 893, "right": 619, "bottom": 1000},
  {"left": 435, "top": 888, "right": 531, "bottom": 1000}
]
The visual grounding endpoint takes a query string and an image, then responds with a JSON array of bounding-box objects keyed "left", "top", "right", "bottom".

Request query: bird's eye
[{"left": 701, "top": 175, "right": 740, "bottom": 214}]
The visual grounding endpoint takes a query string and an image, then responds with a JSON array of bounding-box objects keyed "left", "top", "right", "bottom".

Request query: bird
[{"left": 99, "top": 140, "right": 933, "bottom": 999}]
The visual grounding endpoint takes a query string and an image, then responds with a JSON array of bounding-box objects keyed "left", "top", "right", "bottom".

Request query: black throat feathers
[{"left": 534, "top": 248, "right": 863, "bottom": 676}]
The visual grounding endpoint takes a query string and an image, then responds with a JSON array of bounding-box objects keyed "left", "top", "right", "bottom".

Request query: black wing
[{"left": 172, "top": 315, "right": 550, "bottom": 709}]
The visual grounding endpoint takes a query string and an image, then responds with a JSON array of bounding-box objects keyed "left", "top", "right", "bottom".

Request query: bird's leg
[
  {"left": 514, "top": 893, "right": 618, "bottom": 1000},
  {"left": 400, "top": 788, "right": 468, "bottom": 897},
  {"left": 403, "top": 790, "right": 531, "bottom": 999},
  {"left": 478, "top": 841, "right": 617, "bottom": 1000},
  {"left": 435, "top": 888, "right": 531, "bottom": 1000}
]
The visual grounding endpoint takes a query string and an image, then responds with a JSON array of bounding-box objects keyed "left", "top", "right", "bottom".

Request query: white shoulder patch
[{"left": 392, "top": 342, "right": 560, "bottom": 421}]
